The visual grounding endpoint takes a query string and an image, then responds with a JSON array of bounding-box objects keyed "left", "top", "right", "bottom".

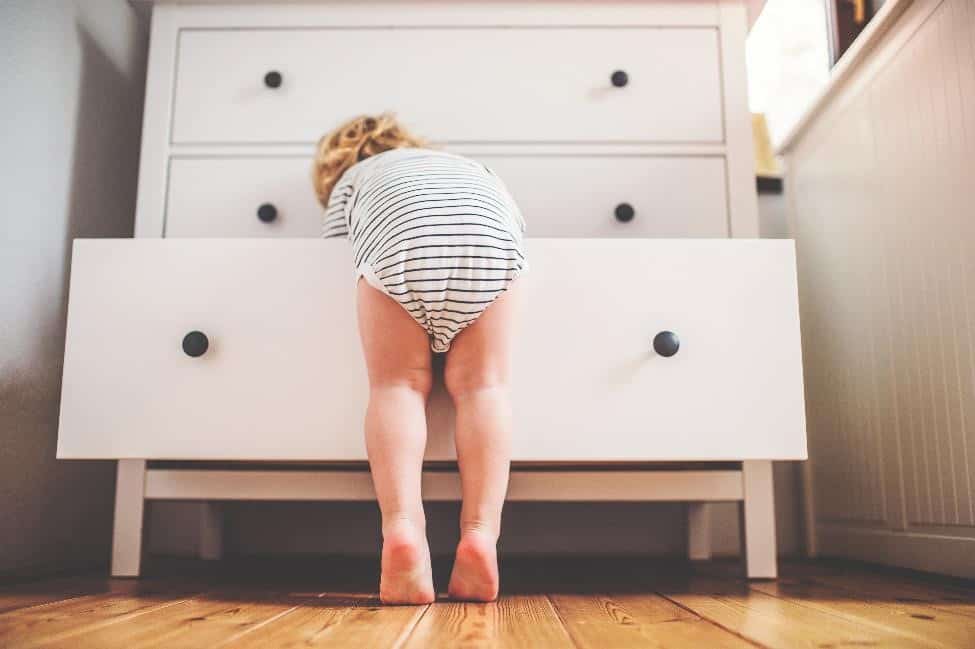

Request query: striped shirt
[{"left": 322, "top": 147, "right": 528, "bottom": 352}]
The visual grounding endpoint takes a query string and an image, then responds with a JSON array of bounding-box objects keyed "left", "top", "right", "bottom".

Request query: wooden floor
[{"left": 1, "top": 557, "right": 974, "bottom": 648}]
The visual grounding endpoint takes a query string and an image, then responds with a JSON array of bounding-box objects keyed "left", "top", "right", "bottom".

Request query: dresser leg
[
  {"left": 741, "top": 460, "right": 777, "bottom": 579},
  {"left": 687, "top": 503, "right": 712, "bottom": 560},
  {"left": 111, "top": 459, "right": 147, "bottom": 578},
  {"left": 198, "top": 503, "right": 224, "bottom": 561}
]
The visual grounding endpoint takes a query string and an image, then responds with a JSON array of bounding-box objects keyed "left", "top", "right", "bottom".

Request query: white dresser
[{"left": 57, "top": 0, "right": 806, "bottom": 579}]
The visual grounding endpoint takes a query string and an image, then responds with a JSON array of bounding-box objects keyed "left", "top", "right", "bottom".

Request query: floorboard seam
[
  {"left": 388, "top": 603, "right": 431, "bottom": 649},
  {"left": 654, "top": 592, "right": 769, "bottom": 649},
  {"left": 746, "top": 583, "right": 958, "bottom": 649},
  {"left": 211, "top": 604, "right": 300, "bottom": 648},
  {"left": 543, "top": 593, "right": 583, "bottom": 648},
  {"left": 23, "top": 596, "right": 195, "bottom": 649}
]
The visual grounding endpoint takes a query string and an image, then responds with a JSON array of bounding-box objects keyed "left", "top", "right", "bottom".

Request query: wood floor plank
[
  {"left": 225, "top": 600, "right": 427, "bottom": 648},
  {"left": 751, "top": 578, "right": 975, "bottom": 648},
  {"left": 0, "top": 590, "right": 194, "bottom": 649},
  {"left": 0, "top": 577, "right": 201, "bottom": 647},
  {"left": 803, "top": 571, "right": 975, "bottom": 619},
  {"left": 550, "top": 593, "right": 697, "bottom": 625},
  {"left": 551, "top": 593, "right": 756, "bottom": 649},
  {"left": 2, "top": 561, "right": 973, "bottom": 649},
  {"left": 0, "top": 578, "right": 115, "bottom": 615},
  {"left": 401, "top": 596, "right": 574, "bottom": 649},
  {"left": 662, "top": 578, "right": 935, "bottom": 649},
  {"left": 37, "top": 591, "right": 299, "bottom": 649}
]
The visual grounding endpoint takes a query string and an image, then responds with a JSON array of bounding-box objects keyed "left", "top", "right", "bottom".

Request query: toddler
[{"left": 312, "top": 114, "right": 528, "bottom": 604}]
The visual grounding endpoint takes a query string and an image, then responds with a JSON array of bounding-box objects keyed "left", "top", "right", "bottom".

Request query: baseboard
[{"left": 816, "top": 524, "right": 975, "bottom": 579}]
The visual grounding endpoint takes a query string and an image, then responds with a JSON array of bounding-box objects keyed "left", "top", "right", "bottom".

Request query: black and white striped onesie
[{"left": 322, "top": 147, "right": 529, "bottom": 352}]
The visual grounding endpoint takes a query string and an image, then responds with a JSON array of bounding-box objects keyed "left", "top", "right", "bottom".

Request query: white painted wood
[
  {"left": 782, "top": 0, "right": 975, "bottom": 577},
  {"left": 687, "top": 503, "right": 713, "bottom": 560},
  {"left": 134, "top": 1, "right": 724, "bottom": 28},
  {"left": 165, "top": 155, "right": 729, "bottom": 238},
  {"left": 171, "top": 28, "right": 723, "bottom": 145},
  {"left": 741, "top": 460, "right": 777, "bottom": 578},
  {"left": 513, "top": 238, "right": 806, "bottom": 461},
  {"left": 133, "top": 5, "right": 177, "bottom": 238},
  {"left": 144, "top": 469, "right": 745, "bottom": 502},
  {"left": 482, "top": 155, "right": 729, "bottom": 238},
  {"left": 169, "top": 143, "right": 730, "bottom": 158},
  {"left": 817, "top": 524, "right": 975, "bottom": 580},
  {"left": 800, "top": 458, "right": 818, "bottom": 557},
  {"left": 165, "top": 157, "right": 324, "bottom": 238},
  {"left": 197, "top": 503, "right": 223, "bottom": 560},
  {"left": 111, "top": 459, "right": 147, "bottom": 577},
  {"left": 57, "top": 238, "right": 808, "bottom": 461},
  {"left": 718, "top": 2, "right": 760, "bottom": 238}
]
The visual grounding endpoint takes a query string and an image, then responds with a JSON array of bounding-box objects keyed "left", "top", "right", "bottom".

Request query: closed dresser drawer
[
  {"left": 58, "top": 239, "right": 806, "bottom": 461},
  {"left": 166, "top": 157, "right": 323, "bottom": 237},
  {"left": 487, "top": 155, "right": 728, "bottom": 237},
  {"left": 172, "top": 28, "right": 723, "bottom": 144},
  {"left": 165, "top": 155, "right": 728, "bottom": 238}
]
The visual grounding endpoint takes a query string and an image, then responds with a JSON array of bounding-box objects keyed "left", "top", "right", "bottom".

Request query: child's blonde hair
[{"left": 312, "top": 113, "right": 426, "bottom": 207}]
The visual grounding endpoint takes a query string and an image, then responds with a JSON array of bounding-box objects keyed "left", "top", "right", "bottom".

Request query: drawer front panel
[
  {"left": 165, "top": 156, "right": 728, "bottom": 238},
  {"left": 58, "top": 239, "right": 806, "bottom": 461},
  {"left": 172, "top": 28, "right": 723, "bottom": 144},
  {"left": 512, "top": 239, "right": 807, "bottom": 461},
  {"left": 486, "top": 155, "right": 728, "bottom": 237},
  {"left": 166, "top": 157, "right": 323, "bottom": 237}
]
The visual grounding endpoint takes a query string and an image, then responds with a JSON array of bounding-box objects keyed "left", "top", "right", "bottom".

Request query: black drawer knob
[
  {"left": 257, "top": 203, "right": 278, "bottom": 223},
  {"left": 615, "top": 203, "right": 635, "bottom": 223},
  {"left": 264, "top": 70, "right": 283, "bottom": 88},
  {"left": 182, "top": 331, "right": 209, "bottom": 358},
  {"left": 611, "top": 70, "right": 629, "bottom": 87},
  {"left": 652, "top": 331, "right": 680, "bottom": 357}
]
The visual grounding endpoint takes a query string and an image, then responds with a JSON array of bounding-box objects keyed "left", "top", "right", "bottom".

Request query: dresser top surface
[{"left": 129, "top": 0, "right": 768, "bottom": 31}]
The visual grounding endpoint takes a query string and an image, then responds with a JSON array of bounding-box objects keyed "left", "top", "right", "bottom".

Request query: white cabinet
[
  {"left": 59, "top": 1, "right": 793, "bottom": 579},
  {"left": 58, "top": 239, "right": 805, "bottom": 461}
]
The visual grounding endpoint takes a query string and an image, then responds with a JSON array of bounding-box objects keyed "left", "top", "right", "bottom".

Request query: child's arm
[
  {"left": 482, "top": 163, "right": 527, "bottom": 236},
  {"left": 321, "top": 174, "right": 355, "bottom": 239}
]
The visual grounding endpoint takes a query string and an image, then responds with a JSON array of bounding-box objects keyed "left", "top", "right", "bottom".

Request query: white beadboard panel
[{"left": 785, "top": 0, "right": 975, "bottom": 574}]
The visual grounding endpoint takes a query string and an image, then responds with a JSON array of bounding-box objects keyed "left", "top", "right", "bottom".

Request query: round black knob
[
  {"left": 182, "top": 331, "right": 209, "bottom": 358},
  {"left": 614, "top": 203, "right": 635, "bottom": 223},
  {"left": 257, "top": 203, "right": 278, "bottom": 223},
  {"left": 611, "top": 70, "right": 629, "bottom": 87},
  {"left": 652, "top": 331, "right": 680, "bottom": 357},
  {"left": 264, "top": 70, "right": 283, "bottom": 88}
]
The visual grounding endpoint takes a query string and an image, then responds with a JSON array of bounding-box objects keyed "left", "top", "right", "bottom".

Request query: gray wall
[{"left": 0, "top": 0, "right": 148, "bottom": 578}]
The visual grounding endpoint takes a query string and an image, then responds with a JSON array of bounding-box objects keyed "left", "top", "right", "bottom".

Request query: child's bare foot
[
  {"left": 447, "top": 529, "right": 499, "bottom": 602},
  {"left": 380, "top": 520, "right": 435, "bottom": 605}
]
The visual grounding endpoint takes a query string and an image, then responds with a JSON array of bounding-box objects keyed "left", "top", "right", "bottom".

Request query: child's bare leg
[
  {"left": 356, "top": 279, "right": 435, "bottom": 605},
  {"left": 443, "top": 283, "right": 520, "bottom": 602}
]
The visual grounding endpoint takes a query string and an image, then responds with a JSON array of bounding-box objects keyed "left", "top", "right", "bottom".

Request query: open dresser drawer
[{"left": 57, "top": 238, "right": 806, "bottom": 462}]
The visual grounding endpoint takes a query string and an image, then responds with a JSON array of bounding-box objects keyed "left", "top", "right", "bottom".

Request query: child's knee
[
  {"left": 443, "top": 364, "right": 508, "bottom": 400},
  {"left": 372, "top": 366, "right": 433, "bottom": 397}
]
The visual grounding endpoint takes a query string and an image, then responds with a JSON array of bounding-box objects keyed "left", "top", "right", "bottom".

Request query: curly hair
[{"left": 311, "top": 113, "right": 426, "bottom": 208}]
